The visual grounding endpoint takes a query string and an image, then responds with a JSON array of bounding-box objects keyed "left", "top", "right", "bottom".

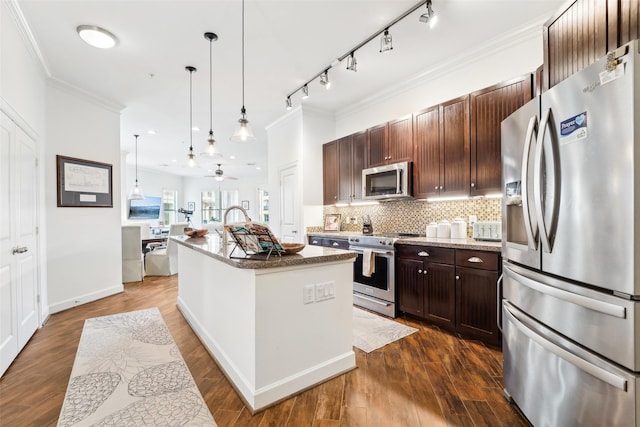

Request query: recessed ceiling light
[
  {"left": 76, "top": 25, "right": 117, "bottom": 49},
  {"left": 171, "top": 159, "right": 177, "bottom": 163},
  {"left": 192, "top": 126, "right": 200, "bottom": 132},
  {"left": 230, "top": 155, "right": 236, "bottom": 160},
  {"left": 147, "top": 130, "right": 156, "bottom": 135}
]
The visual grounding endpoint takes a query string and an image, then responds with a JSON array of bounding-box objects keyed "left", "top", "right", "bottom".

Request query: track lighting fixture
[
  {"left": 128, "top": 134, "right": 144, "bottom": 200},
  {"left": 380, "top": 28, "right": 393, "bottom": 53},
  {"left": 319, "top": 70, "right": 331, "bottom": 89},
  {"left": 302, "top": 84, "right": 309, "bottom": 99},
  {"left": 186, "top": 65, "right": 197, "bottom": 167},
  {"left": 204, "top": 32, "right": 218, "bottom": 156},
  {"left": 419, "top": 0, "right": 437, "bottom": 28},
  {"left": 286, "top": 97, "right": 292, "bottom": 110},
  {"left": 231, "top": 0, "right": 256, "bottom": 142},
  {"left": 346, "top": 52, "right": 357, "bottom": 72}
]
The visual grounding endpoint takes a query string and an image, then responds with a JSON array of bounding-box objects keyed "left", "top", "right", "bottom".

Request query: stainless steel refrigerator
[{"left": 500, "top": 39, "right": 640, "bottom": 427}]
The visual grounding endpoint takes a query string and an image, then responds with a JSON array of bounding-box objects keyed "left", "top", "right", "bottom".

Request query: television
[{"left": 128, "top": 196, "right": 162, "bottom": 220}]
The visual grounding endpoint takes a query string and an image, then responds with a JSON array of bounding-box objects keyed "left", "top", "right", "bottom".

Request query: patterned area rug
[
  {"left": 353, "top": 307, "right": 418, "bottom": 353},
  {"left": 57, "top": 308, "right": 216, "bottom": 427}
]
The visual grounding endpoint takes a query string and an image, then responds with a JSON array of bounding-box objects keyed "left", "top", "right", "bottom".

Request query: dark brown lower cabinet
[
  {"left": 397, "top": 244, "right": 501, "bottom": 346},
  {"left": 455, "top": 266, "right": 499, "bottom": 345}
]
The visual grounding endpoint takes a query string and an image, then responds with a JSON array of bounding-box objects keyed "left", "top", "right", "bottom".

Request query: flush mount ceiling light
[
  {"left": 128, "top": 134, "right": 144, "bottom": 200},
  {"left": 380, "top": 28, "right": 393, "bottom": 53},
  {"left": 419, "top": 0, "right": 438, "bottom": 28},
  {"left": 319, "top": 69, "right": 331, "bottom": 89},
  {"left": 301, "top": 84, "right": 309, "bottom": 99},
  {"left": 230, "top": 0, "right": 256, "bottom": 142},
  {"left": 346, "top": 52, "right": 358, "bottom": 72},
  {"left": 186, "top": 65, "right": 197, "bottom": 167},
  {"left": 76, "top": 25, "right": 117, "bottom": 49},
  {"left": 204, "top": 32, "right": 218, "bottom": 156}
]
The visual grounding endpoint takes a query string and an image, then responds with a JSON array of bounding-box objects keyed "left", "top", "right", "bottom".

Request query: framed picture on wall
[
  {"left": 324, "top": 214, "right": 341, "bottom": 231},
  {"left": 56, "top": 155, "right": 113, "bottom": 207},
  {"left": 241, "top": 200, "right": 250, "bottom": 210},
  {"left": 187, "top": 202, "right": 195, "bottom": 212}
]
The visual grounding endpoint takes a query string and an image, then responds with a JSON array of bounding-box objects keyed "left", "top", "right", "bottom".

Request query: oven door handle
[
  {"left": 349, "top": 247, "right": 394, "bottom": 256},
  {"left": 355, "top": 294, "right": 392, "bottom": 307}
]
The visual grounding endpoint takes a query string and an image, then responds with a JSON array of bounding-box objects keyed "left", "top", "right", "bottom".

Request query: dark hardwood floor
[{"left": 0, "top": 276, "right": 529, "bottom": 426}]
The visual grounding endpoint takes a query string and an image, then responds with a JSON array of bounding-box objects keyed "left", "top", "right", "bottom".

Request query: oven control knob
[{"left": 379, "top": 240, "right": 384, "bottom": 245}]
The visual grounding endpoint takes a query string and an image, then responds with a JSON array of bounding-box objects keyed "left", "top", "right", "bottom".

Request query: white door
[
  {"left": 279, "top": 164, "right": 300, "bottom": 243},
  {"left": 0, "top": 111, "right": 39, "bottom": 377}
]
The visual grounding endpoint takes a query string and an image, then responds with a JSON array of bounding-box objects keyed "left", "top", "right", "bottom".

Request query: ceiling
[{"left": 18, "top": 0, "right": 564, "bottom": 182}]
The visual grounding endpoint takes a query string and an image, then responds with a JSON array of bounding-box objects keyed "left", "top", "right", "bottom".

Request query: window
[
  {"left": 201, "top": 190, "right": 239, "bottom": 224},
  {"left": 258, "top": 189, "right": 269, "bottom": 224},
  {"left": 161, "top": 189, "right": 178, "bottom": 226}
]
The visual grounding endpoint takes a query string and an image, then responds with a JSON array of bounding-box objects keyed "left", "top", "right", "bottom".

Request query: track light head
[
  {"left": 285, "top": 97, "right": 292, "bottom": 110},
  {"left": 380, "top": 29, "right": 393, "bottom": 53},
  {"left": 302, "top": 84, "right": 309, "bottom": 99},
  {"left": 320, "top": 70, "right": 331, "bottom": 89},
  {"left": 346, "top": 52, "right": 357, "bottom": 72},
  {"left": 419, "top": 0, "right": 437, "bottom": 28}
]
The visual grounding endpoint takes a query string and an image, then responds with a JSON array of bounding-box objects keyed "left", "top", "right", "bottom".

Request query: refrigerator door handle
[
  {"left": 496, "top": 273, "right": 504, "bottom": 332},
  {"left": 504, "top": 264, "right": 626, "bottom": 319},
  {"left": 533, "top": 108, "right": 561, "bottom": 253},
  {"left": 504, "top": 302, "right": 628, "bottom": 391},
  {"left": 521, "top": 115, "right": 539, "bottom": 250}
]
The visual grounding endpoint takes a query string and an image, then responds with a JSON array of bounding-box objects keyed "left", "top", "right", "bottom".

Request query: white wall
[
  {"left": 45, "top": 83, "right": 123, "bottom": 313},
  {"left": 336, "top": 25, "right": 544, "bottom": 136},
  {"left": 266, "top": 108, "right": 303, "bottom": 237},
  {"left": 1, "top": 1, "right": 48, "bottom": 319}
]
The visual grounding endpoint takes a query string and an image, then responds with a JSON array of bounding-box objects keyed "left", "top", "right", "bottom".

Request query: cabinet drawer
[
  {"left": 455, "top": 250, "right": 499, "bottom": 271},
  {"left": 326, "top": 238, "right": 349, "bottom": 249},
  {"left": 396, "top": 245, "right": 454, "bottom": 264},
  {"left": 308, "top": 236, "right": 325, "bottom": 246}
]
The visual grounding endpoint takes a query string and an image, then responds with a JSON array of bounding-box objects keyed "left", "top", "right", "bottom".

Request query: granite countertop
[
  {"left": 172, "top": 235, "right": 356, "bottom": 270},
  {"left": 306, "top": 231, "right": 502, "bottom": 252}
]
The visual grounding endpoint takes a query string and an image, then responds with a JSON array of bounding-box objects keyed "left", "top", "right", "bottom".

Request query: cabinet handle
[
  {"left": 417, "top": 251, "right": 430, "bottom": 257},
  {"left": 439, "top": 186, "right": 443, "bottom": 190},
  {"left": 456, "top": 275, "right": 460, "bottom": 280},
  {"left": 471, "top": 182, "right": 475, "bottom": 188},
  {"left": 334, "top": 196, "right": 337, "bottom": 200},
  {"left": 467, "top": 257, "right": 483, "bottom": 263},
  {"left": 435, "top": 186, "right": 438, "bottom": 190},
  {"left": 423, "top": 270, "right": 427, "bottom": 275},
  {"left": 332, "top": 242, "right": 339, "bottom": 246},
  {"left": 312, "top": 240, "right": 319, "bottom": 244},
  {"left": 418, "top": 269, "right": 422, "bottom": 274}
]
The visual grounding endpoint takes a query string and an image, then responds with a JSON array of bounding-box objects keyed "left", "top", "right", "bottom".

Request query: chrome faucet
[{"left": 223, "top": 205, "right": 252, "bottom": 256}]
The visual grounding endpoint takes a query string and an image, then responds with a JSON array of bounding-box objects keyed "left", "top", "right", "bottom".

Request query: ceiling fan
[{"left": 206, "top": 164, "right": 237, "bottom": 182}]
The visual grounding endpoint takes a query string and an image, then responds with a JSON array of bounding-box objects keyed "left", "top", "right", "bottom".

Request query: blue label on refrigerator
[{"left": 559, "top": 112, "right": 588, "bottom": 144}]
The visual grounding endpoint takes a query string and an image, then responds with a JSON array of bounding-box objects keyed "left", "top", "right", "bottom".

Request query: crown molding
[
  {"left": 47, "top": 77, "right": 126, "bottom": 114},
  {"left": 265, "top": 105, "right": 302, "bottom": 131},
  {"left": 4, "top": 0, "right": 51, "bottom": 77},
  {"left": 337, "top": 15, "right": 547, "bottom": 118}
]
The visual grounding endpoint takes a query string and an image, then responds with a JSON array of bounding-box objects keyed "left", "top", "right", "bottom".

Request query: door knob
[
  {"left": 292, "top": 230, "right": 297, "bottom": 234},
  {"left": 12, "top": 246, "right": 28, "bottom": 255}
]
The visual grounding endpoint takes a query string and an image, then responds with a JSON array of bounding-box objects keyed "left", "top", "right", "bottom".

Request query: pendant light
[
  {"left": 185, "top": 65, "right": 197, "bottom": 167},
  {"left": 204, "top": 32, "right": 218, "bottom": 156},
  {"left": 230, "top": 0, "right": 255, "bottom": 142},
  {"left": 128, "top": 134, "right": 144, "bottom": 200}
]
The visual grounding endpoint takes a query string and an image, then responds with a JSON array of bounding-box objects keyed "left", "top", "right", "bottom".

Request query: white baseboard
[
  {"left": 177, "top": 297, "right": 355, "bottom": 413},
  {"left": 48, "top": 285, "right": 124, "bottom": 314}
]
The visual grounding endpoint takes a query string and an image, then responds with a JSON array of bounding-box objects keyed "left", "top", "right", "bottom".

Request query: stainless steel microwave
[{"left": 362, "top": 161, "right": 412, "bottom": 200}]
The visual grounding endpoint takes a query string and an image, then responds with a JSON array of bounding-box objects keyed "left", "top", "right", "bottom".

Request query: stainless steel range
[{"left": 348, "top": 233, "right": 419, "bottom": 318}]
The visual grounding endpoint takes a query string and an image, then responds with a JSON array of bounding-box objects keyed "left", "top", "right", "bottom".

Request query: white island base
[{"left": 175, "top": 240, "right": 356, "bottom": 413}]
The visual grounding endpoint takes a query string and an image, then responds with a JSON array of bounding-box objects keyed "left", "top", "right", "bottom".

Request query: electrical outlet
[
  {"left": 303, "top": 284, "right": 315, "bottom": 304},
  {"left": 352, "top": 217, "right": 358, "bottom": 225},
  {"left": 345, "top": 217, "right": 350, "bottom": 224},
  {"left": 469, "top": 215, "right": 477, "bottom": 225}
]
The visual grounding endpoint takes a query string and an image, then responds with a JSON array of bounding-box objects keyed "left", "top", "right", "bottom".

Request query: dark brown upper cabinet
[
  {"left": 469, "top": 74, "right": 533, "bottom": 196},
  {"left": 367, "top": 115, "right": 413, "bottom": 167},
  {"left": 413, "top": 105, "right": 440, "bottom": 199},
  {"left": 338, "top": 131, "right": 367, "bottom": 203},
  {"left": 322, "top": 140, "right": 339, "bottom": 205},
  {"left": 543, "top": 0, "right": 639, "bottom": 90},
  {"left": 438, "top": 95, "right": 470, "bottom": 197}
]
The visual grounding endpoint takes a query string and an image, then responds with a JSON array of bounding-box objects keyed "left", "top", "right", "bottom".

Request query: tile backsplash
[{"left": 308, "top": 198, "right": 501, "bottom": 236}]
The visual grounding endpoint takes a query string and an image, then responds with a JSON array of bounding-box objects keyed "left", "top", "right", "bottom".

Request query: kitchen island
[{"left": 172, "top": 235, "right": 357, "bottom": 413}]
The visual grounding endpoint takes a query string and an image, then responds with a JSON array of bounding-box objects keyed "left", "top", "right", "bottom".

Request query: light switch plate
[{"left": 303, "top": 284, "right": 315, "bottom": 304}]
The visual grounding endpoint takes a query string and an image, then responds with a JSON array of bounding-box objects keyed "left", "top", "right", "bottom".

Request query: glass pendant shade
[
  {"left": 207, "top": 131, "right": 216, "bottom": 156},
  {"left": 128, "top": 182, "right": 144, "bottom": 200},
  {"left": 230, "top": 107, "right": 255, "bottom": 142}
]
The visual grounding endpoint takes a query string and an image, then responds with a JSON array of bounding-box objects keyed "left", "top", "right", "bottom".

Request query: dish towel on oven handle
[{"left": 362, "top": 249, "right": 375, "bottom": 277}]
